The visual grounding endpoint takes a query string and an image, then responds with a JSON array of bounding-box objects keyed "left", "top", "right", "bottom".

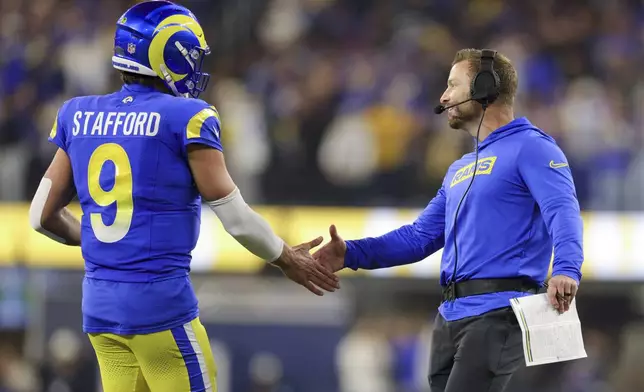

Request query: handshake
[{"left": 271, "top": 225, "right": 346, "bottom": 296}]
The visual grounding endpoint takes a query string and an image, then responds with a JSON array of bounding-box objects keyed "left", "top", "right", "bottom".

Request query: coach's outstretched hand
[
  {"left": 312, "top": 225, "right": 347, "bottom": 273},
  {"left": 272, "top": 237, "right": 340, "bottom": 296}
]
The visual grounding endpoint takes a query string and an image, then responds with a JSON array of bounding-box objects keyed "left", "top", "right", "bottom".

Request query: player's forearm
[
  {"left": 344, "top": 224, "right": 440, "bottom": 270},
  {"left": 38, "top": 208, "right": 81, "bottom": 246},
  {"left": 224, "top": 209, "right": 284, "bottom": 262},
  {"left": 206, "top": 187, "right": 284, "bottom": 262},
  {"left": 29, "top": 177, "right": 81, "bottom": 246},
  {"left": 60, "top": 208, "right": 82, "bottom": 245}
]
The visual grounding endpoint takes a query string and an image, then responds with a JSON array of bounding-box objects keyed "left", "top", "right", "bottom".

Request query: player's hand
[
  {"left": 272, "top": 237, "right": 340, "bottom": 296},
  {"left": 312, "top": 225, "right": 347, "bottom": 273},
  {"left": 547, "top": 275, "right": 578, "bottom": 314}
]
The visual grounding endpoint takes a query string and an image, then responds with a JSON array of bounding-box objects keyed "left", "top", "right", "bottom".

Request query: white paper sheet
[{"left": 510, "top": 293, "right": 587, "bottom": 366}]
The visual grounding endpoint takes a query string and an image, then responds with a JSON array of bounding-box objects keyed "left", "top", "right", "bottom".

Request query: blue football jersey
[{"left": 48, "top": 83, "right": 222, "bottom": 334}]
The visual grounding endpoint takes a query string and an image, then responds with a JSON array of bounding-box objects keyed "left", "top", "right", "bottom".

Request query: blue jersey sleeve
[
  {"left": 517, "top": 136, "right": 584, "bottom": 283},
  {"left": 182, "top": 104, "right": 223, "bottom": 152},
  {"left": 344, "top": 186, "right": 446, "bottom": 270},
  {"left": 48, "top": 102, "right": 70, "bottom": 152}
]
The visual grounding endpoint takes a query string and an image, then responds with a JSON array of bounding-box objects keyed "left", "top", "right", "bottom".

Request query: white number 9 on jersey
[{"left": 87, "top": 143, "right": 134, "bottom": 243}]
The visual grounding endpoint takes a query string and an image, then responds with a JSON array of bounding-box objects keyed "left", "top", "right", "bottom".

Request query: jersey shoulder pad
[
  {"left": 172, "top": 98, "right": 223, "bottom": 151},
  {"left": 48, "top": 98, "right": 77, "bottom": 151},
  {"left": 171, "top": 97, "right": 220, "bottom": 123}
]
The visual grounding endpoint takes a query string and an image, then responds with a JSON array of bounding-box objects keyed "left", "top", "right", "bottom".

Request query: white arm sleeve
[
  {"left": 206, "top": 188, "right": 284, "bottom": 262},
  {"left": 29, "top": 178, "right": 68, "bottom": 244}
]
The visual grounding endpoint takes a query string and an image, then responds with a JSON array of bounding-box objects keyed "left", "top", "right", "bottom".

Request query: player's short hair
[
  {"left": 452, "top": 48, "right": 518, "bottom": 106},
  {"left": 120, "top": 71, "right": 157, "bottom": 86},
  {"left": 120, "top": 71, "right": 170, "bottom": 94}
]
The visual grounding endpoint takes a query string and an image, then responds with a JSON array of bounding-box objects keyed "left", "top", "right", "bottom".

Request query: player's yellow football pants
[{"left": 88, "top": 317, "right": 217, "bottom": 392}]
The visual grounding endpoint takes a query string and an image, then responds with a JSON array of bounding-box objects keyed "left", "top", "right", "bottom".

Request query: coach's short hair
[{"left": 452, "top": 48, "right": 518, "bottom": 106}]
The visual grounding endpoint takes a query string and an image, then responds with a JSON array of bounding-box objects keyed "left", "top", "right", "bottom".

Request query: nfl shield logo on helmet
[{"left": 127, "top": 43, "right": 136, "bottom": 54}]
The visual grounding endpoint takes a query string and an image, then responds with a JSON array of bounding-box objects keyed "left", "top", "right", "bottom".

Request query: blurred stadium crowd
[
  {"left": 3, "top": 0, "right": 644, "bottom": 209},
  {"left": 2, "top": 0, "right": 644, "bottom": 391}
]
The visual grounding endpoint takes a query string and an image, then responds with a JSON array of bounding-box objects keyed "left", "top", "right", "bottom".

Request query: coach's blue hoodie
[{"left": 344, "top": 117, "right": 584, "bottom": 321}]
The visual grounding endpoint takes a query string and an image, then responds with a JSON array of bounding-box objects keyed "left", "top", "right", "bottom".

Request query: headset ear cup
[
  {"left": 471, "top": 70, "right": 500, "bottom": 104},
  {"left": 471, "top": 49, "right": 501, "bottom": 105},
  {"left": 471, "top": 71, "right": 492, "bottom": 101}
]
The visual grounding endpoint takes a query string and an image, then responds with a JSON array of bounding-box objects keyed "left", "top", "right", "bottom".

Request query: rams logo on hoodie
[{"left": 450, "top": 156, "right": 497, "bottom": 187}]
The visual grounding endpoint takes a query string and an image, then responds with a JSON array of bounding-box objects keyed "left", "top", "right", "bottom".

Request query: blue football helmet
[{"left": 112, "top": 0, "right": 211, "bottom": 98}]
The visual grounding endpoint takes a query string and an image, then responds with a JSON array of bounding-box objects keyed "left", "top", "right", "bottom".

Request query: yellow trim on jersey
[
  {"left": 186, "top": 107, "right": 220, "bottom": 139},
  {"left": 50, "top": 110, "right": 59, "bottom": 139}
]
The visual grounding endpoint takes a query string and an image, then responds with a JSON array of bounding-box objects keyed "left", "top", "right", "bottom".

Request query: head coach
[{"left": 313, "top": 48, "right": 584, "bottom": 392}]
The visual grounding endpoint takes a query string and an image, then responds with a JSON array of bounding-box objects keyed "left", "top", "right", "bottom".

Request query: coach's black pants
[{"left": 429, "top": 307, "right": 523, "bottom": 392}]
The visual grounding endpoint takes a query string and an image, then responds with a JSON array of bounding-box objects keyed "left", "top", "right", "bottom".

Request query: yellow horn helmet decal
[
  {"left": 148, "top": 14, "right": 208, "bottom": 82},
  {"left": 155, "top": 14, "right": 208, "bottom": 48}
]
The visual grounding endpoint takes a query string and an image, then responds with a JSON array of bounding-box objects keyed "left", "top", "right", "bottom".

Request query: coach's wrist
[
  {"left": 550, "top": 269, "right": 581, "bottom": 285},
  {"left": 343, "top": 240, "right": 360, "bottom": 271}
]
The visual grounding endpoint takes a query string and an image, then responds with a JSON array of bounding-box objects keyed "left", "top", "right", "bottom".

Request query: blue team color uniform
[
  {"left": 345, "top": 117, "right": 584, "bottom": 321},
  {"left": 48, "top": 83, "right": 222, "bottom": 334}
]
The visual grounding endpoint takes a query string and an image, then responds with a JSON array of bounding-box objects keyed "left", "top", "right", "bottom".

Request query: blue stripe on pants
[{"left": 171, "top": 324, "right": 205, "bottom": 392}]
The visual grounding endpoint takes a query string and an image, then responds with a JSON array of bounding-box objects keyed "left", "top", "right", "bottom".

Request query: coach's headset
[
  {"left": 444, "top": 49, "right": 500, "bottom": 299},
  {"left": 470, "top": 49, "right": 500, "bottom": 107}
]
